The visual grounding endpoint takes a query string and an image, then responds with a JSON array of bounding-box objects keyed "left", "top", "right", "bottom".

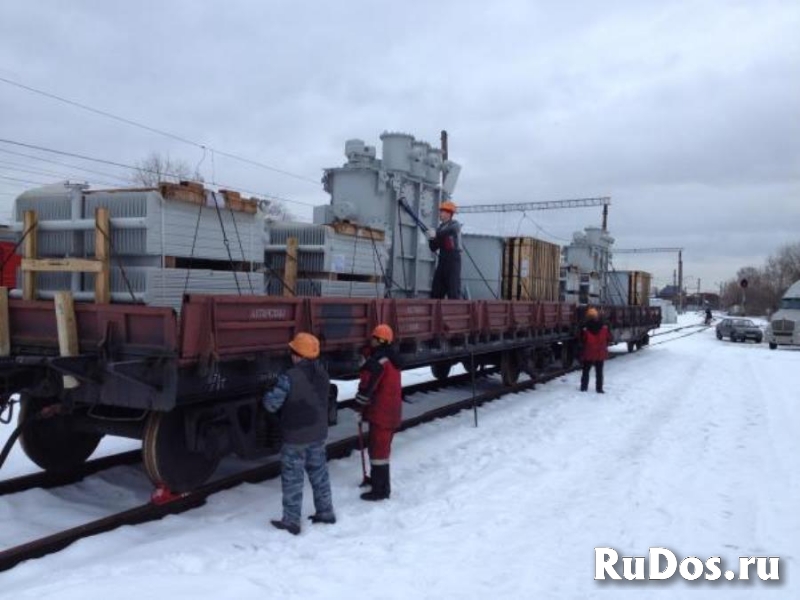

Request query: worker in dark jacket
[
  {"left": 263, "top": 332, "right": 335, "bottom": 534},
  {"left": 428, "top": 200, "right": 462, "bottom": 299},
  {"left": 355, "top": 324, "right": 402, "bottom": 501},
  {"left": 579, "top": 307, "right": 613, "bottom": 394}
]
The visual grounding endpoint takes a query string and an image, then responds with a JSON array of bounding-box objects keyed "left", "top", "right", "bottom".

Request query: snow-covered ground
[{"left": 0, "top": 313, "right": 797, "bottom": 598}]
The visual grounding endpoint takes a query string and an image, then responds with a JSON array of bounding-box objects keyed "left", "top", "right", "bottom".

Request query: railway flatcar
[
  {"left": 0, "top": 294, "right": 658, "bottom": 492},
  {"left": 0, "top": 131, "right": 661, "bottom": 493}
]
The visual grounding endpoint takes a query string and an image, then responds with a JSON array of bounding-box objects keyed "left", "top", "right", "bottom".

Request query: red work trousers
[{"left": 368, "top": 424, "right": 395, "bottom": 465}]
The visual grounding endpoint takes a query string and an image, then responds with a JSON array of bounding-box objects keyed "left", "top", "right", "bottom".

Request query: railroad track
[
  {"left": 0, "top": 372, "right": 534, "bottom": 572},
  {"left": 0, "top": 368, "right": 500, "bottom": 499},
  {"left": 0, "top": 336, "right": 684, "bottom": 571},
  {"left": 650, "top": 322, "right": 708, "bottom": 338},
  {"left": 649, "top": 324, "right": 711, "bottom": 346},
  {"left": 0, "top": 450, "right": 141, "bottom": 498}
]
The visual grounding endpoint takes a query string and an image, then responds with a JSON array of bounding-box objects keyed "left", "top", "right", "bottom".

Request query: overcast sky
[{"left": 1, "top": 0, "right": 798, "bottom": 291}]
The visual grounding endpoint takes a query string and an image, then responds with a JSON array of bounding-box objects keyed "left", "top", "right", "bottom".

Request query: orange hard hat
[
  {"left": 288, "top": 332, "right": 320, "bottom": 359},
  {"left": 586, "top": 307, "right": 599, "bottom": 320},
  {"left": 440, "top": 201, "right": 457, "bottom": 214},
  {"left": 372, "top": 324, "right": 394, "bottom": 343}
]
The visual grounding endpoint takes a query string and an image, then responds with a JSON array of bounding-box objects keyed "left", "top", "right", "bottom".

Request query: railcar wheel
[
  {"left": 143, "top": 409, "right": 221, "bottom": 493},
  {"left": 500, "top": 351, "right": 521, "bottom": 386},
  {"left": 18, "top": 394, "right": 103, "bottom": 472},
  {"left": 431, "top": 362, "right": 452, "bottom": 381}
]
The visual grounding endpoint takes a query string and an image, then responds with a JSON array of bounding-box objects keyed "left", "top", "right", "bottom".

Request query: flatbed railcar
[{"left": 1, "top": 294, "right": 659, "bottom": 492}]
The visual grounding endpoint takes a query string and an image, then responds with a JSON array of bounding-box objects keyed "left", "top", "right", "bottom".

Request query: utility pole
[{"left": 678, "top": 249, "right": 683, "bottom": 314}]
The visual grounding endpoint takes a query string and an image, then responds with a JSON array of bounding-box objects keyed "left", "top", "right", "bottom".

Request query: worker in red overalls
[
  {"left": 579, "top": 307, "right": 613, "bottom": 394},
  {"left": 355, "top": 324, "right": 402, "bottom": 501}
]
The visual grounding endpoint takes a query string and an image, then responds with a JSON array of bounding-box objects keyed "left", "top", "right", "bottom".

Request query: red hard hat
[
  {"left": 440, "top": 201, "right": 457, "bottom": 214},
  {"left": 372, "top": 324, "right": 394, "bottom": 343}
]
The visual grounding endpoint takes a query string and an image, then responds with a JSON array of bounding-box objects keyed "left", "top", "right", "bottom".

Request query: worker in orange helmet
[
  {"left": 427, "top": 200, "right": 462, "bottom": 299},
  {"left": 355, "top": 324, "right": 402, "bottom": 501},
  {"left": 579, "top": 307, "right": 613, "bottom": 394},
  {"left": 263, "top": 332, "right": 335, "bottom": 534}
]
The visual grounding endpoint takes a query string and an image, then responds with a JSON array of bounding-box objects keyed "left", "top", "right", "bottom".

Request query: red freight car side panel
[{"left": 0, "top": 241, "right": 20, "bottom": 288}]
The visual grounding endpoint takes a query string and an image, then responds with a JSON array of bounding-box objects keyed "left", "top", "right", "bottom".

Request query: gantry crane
[{"left": 457, "top": 197, "right": 612, "bottom": 230}]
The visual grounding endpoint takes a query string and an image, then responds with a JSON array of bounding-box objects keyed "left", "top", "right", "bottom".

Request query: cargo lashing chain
[
  {"left": 0, "top": 395, "right": 28, "bottom": 471},
  {"left": 0, "top": 393, "right": 18, "bottom": 425}
]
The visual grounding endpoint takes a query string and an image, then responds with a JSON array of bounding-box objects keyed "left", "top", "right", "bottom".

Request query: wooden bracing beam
[{"left": 20, "top": 207, "right": 111, "bottom": 303}]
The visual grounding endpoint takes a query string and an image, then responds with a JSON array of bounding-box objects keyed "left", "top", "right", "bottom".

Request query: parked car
[{"left": 716, "top": 318, "right": 763, "bottom": 343}]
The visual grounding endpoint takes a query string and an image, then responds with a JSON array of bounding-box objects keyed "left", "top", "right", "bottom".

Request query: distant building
[{"left": 657, "top": 285, "right": 680, "bottom": 302}]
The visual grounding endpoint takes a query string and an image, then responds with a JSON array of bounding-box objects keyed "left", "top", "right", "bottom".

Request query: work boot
[
  {"left": 271, "top": 519, "right": 300, "bottom": 535},
  {"left": 308, "top": 513, "right": 337, "bottom": 525},
  {"left": 360, "top": 464, "right": 390, "bottom": 501}
]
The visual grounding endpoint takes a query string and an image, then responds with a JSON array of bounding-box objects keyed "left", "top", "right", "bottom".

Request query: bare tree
[
  {"left": 259, "top": 198, "right": 293, "bottom": 222},
  {"left": 721, "top": 242, "right": 800, "bottom": 315},
  {"left": 765, "top": 242, "right": 800, "bottom": 293},
  {"left": 130, "top": 152, "right": 203, "bottom": 187}
]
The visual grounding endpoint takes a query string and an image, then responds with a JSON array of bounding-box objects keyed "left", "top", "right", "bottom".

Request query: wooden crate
[
  {"left": 629, "top": 271, "right": 652, "bottom": 306},
  {"left": 502, "top": 237, "right": 561, "bottom": 302},
  {"left": 219, "top": 189, "right": 258, "bottom": 215},
  {"left": 159, "top": 182, "right": 258, "bottom": 215},
  {"left": 331, "top": 221, "right": 386, "bottom": 242},
  {"left": 159, "top": 181, "right": 206, "bottom": 207}
]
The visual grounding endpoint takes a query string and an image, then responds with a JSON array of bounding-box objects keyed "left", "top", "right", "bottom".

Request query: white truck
[{"left": 765, "top": 279, "right": 800, "bottom": 349}]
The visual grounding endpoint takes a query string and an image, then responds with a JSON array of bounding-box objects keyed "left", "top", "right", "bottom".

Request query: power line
[
  {"left": 0, "top": 161, "right": 120, "bottom": 187},
  {"left": 520, "top": 214, "right": 571, "bottom": 243},
  {"left": 0, "top": 147, "right": 130, "bottom": 184},
  {"left": 0, "top": 173, "right": 58, "bottom": 186},
  {"left": 0, "top": 74, "right": 321, "bottom": 185},
  {"left": 0, "top": 137, "right": 319, "bottom": 208}
]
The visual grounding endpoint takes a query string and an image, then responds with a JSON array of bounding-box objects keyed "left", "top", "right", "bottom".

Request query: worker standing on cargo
[
  {"left": 263, "top": 332, "right": 335, "bottom": 534},
  {"left": 355, "top": 324, "right": 402, "bottom": 501},
  {"left": 428, "top": 200, "right": 462, "bottom": 299},
  {"left": 579, "top": 307, "right": 612, "bottom": 394}
]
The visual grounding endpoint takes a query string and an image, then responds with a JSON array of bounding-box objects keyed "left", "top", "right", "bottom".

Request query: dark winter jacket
[
  {"left": 428, "top": 219, "right": 461, "bottom": 255},
  {"left": 580, "top": 320, "right": 612, "bottom": 362},
  {"left": 263, "top": 359, "right": 331, "bottom": 445},
  {"left": 356, "top": 345, "right": 402, "bottom": 430},
  {"left": 429, "top": 219, "right": 462, "bottom": 299}
]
